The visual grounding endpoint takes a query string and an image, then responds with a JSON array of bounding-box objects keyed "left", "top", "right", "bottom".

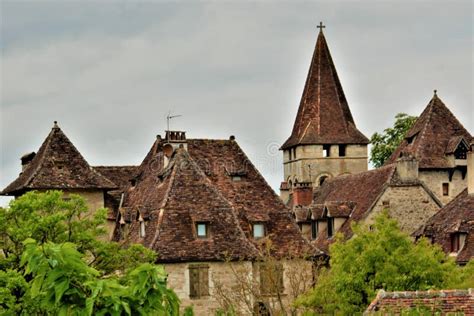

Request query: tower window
[
  {"left": 288, "top": 150, "right": 292, "bottom": 160},
  {"left": 319, "top": 175, "right": 328, "bottom": 186},
  {"left": 442, "top": 183, "right": 449, "bottom": 196},
  {"left": 338, "top": 145, "right": 346, "bottom": 157},
  {"left": 323, "top": 145, "right": 331, "bottom": 157},
  {"left": 293, "top": 148, "right": 297, "bottom": 159}
]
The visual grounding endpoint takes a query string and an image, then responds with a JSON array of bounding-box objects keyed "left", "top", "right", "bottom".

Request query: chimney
[
  {"left": 20, "top": 152, "right": 36, "bottom": 171},
  {"left": 468, "top": 142, "right": 474, "bottom": 195},
  {"left": 396, "top": 154, "right": 419, "bottom": 182},
  {"left": 293, "top": 182, "right": 313, "bottom": 206},
  {"left": 161, "top": 131, "right": 187, "bottom": 168}
]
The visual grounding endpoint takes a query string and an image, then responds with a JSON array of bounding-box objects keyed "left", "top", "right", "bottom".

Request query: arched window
[{"left": 319, "top": 176, "right": 328, "bottom": 186}]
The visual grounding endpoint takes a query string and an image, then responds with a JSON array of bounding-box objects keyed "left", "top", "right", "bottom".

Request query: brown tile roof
[
  {"left": 281, "top": 30, "right": 368, "bottom": 149},
  {"left": 386, "top": 94, "right": 472, "bottom": 169},
  {"left": 93, "top": 166, "right": 138, "bottom": 190},
  {"left": 414, "top": 189, "right": 474, "bottom": 264},
  {"left": 119, "top": 137, "right": 318, "bottom": 262},
  {"left": 1, "top": 122, "right": 116, "bottom": 195},
  {"left": 312, "top": 164, "right": 397, "bottom": 252},
  {"left": 365, "top": 289, "right": 473, "bottom": 314}
]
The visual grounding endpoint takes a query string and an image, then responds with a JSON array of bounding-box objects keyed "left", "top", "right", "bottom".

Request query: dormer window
[
  {"left": 454, "top": 145, "right": 467, "bottom": 159},
  {"left": 327, "top": 217, "right": 334, "bottom": 238},
  {"left": 253, "top": 223, "right": 265, "bottom": 239},
  {"left": 138, "top": 214, "right": 146, "bottom": 238},
  {"left": 311, "top": 220, "right": 318, "bottom": 240},
  {"left": 196, "top": 222, "right": 209, "bottom": 238},
  {"left": 450, "top": 233, "right": 467, "bottom": 253},
  {"left": 232, "top": 176, "right": 242, "bottom": 182}
]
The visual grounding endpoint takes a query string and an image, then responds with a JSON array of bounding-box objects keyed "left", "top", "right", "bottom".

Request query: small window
[
  {"left": 450, "top": 233, "right": 467, "bottom": 252},
  {"left": 196, "top": 223, "right": 208, "bottom": 238},
  {"left": 293, "top": 148, "right": 297, "bottom": 159},
  {"left": 288, "top": 150, "right": 292, "bottom": 161},
  {"left": 232, "top": 176, "right": 242, "bottom": 182},
  {"left": 323, "top": 145, "right": 331, "bottom": 157},
  {"left": 442, "top": 183, "right": 449, "bottom": 196},
  {"left": 454, "top": 143, "right": 467, "bottom": 159},
  {"left": 311, "top": 221, "right": 318, "bottom": 240},
  {"left": 253, "top": 223, "right": 265, "bottom": 239},
  {"left": 189, "top": 264, "right": 209, "bottom": 298},
  {"left": 139, "top": 221, "right": 146, "bottom": 238},
  {"left": 319, "top": 176, "right": 328, "bottom": 186},
  {"left": 338, "top": 145, "right": 346, "bottom": 157},
  {"left": 260, "top": 263, "right": 284, "bottom": 295},
  {"left": 327, "top": 217, "right": 334, "bottom": 238}
]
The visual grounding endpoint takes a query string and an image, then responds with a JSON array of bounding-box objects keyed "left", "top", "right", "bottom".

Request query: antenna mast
[{"left": 166, "top": 111, "right": 182, "bottom": 131}]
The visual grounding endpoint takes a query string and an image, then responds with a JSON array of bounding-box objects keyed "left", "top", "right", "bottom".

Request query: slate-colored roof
[
  {"left": 414, "top": 189, "right": 474, "bottom": 264},
  {"left": 93, "top": 166, "right": 138, "bottom": 190},
  {"left": 365, "top": 289, "right": 473, "bottom": 314},
  {"left": 1, "top": 123, "right": 116, "bottom": 195},
  {"left": 312, "top": 164, "right": 397, "bottom": 252},
  {"left": 386, "top": 94, "right": 472, "bottom": 168},
  {"left": 281, "top": 30, "right": 368, "bottom": 149},
  {"left": 120, "top": 137, "right": 318, "bottom": 262}
]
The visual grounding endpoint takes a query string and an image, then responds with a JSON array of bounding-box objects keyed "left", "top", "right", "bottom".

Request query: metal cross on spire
[{"left": 317, "top": 21, "right": 325, "bottom": 32}]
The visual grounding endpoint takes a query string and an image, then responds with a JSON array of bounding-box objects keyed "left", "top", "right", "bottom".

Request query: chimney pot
[
  {"left": 293, "top": 182, "right": 313, "bottom": 206},
  {"left": 396, "top": 154, "right": 418, "bottom": 182}
]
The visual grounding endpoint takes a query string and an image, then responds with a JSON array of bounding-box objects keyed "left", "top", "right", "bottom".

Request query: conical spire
[
  {"left": 1, "top": 122, "right": 116, "bottom": 195},
  {"left": 386, "top": 93, "right": 472, "bottom": 168},
  {"left": 281, "top": 27, "right": 368, "bottom": 149}
]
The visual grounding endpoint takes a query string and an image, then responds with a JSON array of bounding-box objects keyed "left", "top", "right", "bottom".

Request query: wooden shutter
[
  {"left": 189, "top": 267, "right": 199, "bottom": 298},
  {"left": 199, "top": 266, "right": 209, "bottom": 296}
]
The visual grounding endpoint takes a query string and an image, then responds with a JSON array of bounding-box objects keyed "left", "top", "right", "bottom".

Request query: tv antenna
[{"left": 166, "top": 111, "right": 182, "bottom": 131}]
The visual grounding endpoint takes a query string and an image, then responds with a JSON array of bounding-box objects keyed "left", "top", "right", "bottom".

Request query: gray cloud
[{"left": 1, "top": 1, "right": 472, "bottom": 206}]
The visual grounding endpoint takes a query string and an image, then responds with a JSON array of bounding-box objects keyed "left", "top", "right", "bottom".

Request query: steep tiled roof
[
  {"left": 93, "top": 166, "right": 138, "bottom": 190},
  {"left": 386, "top": 94, "right": 472, "bottom": 168},
  {"left": 1, "top": 123, "right": 116, "bottom": 195},
  {"left": 365, "top": 289, "right": 473, "bottom": 314},
  {"left": 414, "top": 189, "right": 474, "bottom": 264},
  {"left": 312, "top": 164, "right": 397, "bottom": 252},
  {"left": 120, "top": 137, "right": 318, "bottom": 262},
  {"left": 281, "top": 30, "right": 368, "bottom": 149}
]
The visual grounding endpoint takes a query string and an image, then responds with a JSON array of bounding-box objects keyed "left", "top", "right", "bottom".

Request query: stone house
[
  {"left": 413, "top": 143, "right": 474, "bottom": 265},
  {"left": 279, "top": 27, "right": 369, "bottom": 204},
  {"left": 386, "top": 92, "right": 472, "bottom": 205},
  {"left": 0, "top": 122, "right": 137, "bottom": 239},
  {"left": 114, "top": 131, "right": 319, "bottom": 314},
  {"left": 291, "top": 156, "right": 443, "bottom": 253}
]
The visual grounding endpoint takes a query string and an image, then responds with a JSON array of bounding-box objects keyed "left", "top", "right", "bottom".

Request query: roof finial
[
  {"left": 433, "top": 89, "right": 437, "bottom": 97},
  {"left": 53, "top": 121, "right": 59, "bottom": 128},
  {"left": 317, "top": 21, "right": 326, "bottom": 33}
]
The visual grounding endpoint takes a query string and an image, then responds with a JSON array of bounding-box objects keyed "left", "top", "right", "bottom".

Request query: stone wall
[
  {"left": 419, "top": 170, "right": 467, "bottom": 205},
  {"left": 364, "top": 185, "right": 441, "bottom": 234},
  {"left": 164, "top": 260, "right": 313, "bottom": 315},
  {"left": 283, "top": 144, "right": 368, "bottom": 188}
]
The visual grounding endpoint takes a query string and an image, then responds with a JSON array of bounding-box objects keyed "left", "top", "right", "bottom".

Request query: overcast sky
[{"left": 1, "top": 1, "right": 472, "bottom": 207}]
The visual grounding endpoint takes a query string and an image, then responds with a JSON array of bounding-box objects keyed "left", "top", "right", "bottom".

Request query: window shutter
[
  {"left": 189, "top": 267, "right": 199, "bottom": 298},
  {"left": 199, "top": 266, "right": 209, "bottom": 296}
]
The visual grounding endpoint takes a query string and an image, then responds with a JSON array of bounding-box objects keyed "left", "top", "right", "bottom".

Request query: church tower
[{"left": 280, "top": 24, "right": 369, "bottom": 202}]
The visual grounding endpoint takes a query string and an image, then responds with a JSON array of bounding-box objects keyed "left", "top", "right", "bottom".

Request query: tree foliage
[
  {"left": 370, "top": 113, "right": 418, "bottom": 168},
  {"left": 0, "top": 191, "right": 180, "bottom": 315},
  {"left": 295, "top": 212, "right": 469, "bottom": 315}
]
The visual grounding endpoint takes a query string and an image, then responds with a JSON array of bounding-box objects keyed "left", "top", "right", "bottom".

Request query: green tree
[
  {"left": 0, "top": 191, "right": 180, "bottom": 315},
  {"left": 370, "top": 113, "right": 417, "bottom": 168},
  {"left": 295, "top": 212, "right": 463, "bottom": 315}
]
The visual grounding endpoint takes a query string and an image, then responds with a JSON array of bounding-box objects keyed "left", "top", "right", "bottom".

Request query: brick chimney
[
  {"left": 396, "top": 154, "right": 419, "bottom": 182},
  {"left": 468, "top": 142, "right": 473, "bottom": 195},
  {"left": 293, "top": 182, "right": 313, "bottom": 206}
]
